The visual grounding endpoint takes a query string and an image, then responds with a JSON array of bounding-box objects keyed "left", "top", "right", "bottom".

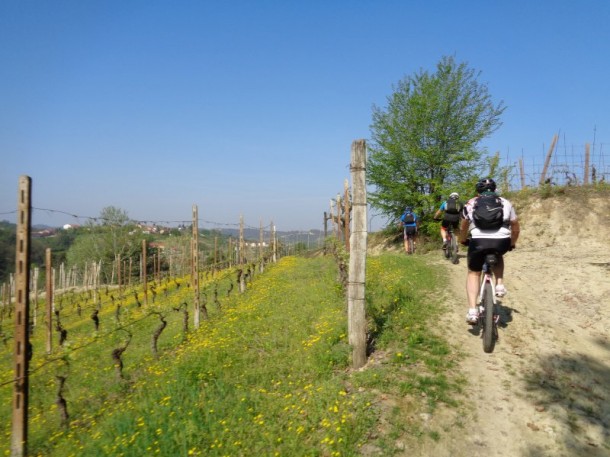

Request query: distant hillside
[{"left": 219, "top": 227, "right": 326, "bottom": 245}]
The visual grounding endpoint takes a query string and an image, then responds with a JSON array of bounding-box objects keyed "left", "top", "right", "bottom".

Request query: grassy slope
[{"left": 1, "top": 253, "right": 461, "bottom": 457}]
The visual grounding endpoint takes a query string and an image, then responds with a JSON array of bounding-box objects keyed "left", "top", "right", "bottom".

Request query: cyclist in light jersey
[{"left": 459, "top": 178, "right": 520, "bottom": 324}]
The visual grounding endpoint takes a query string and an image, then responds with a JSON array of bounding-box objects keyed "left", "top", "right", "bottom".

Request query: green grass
[{"left": 1, "top": 253, "right": 462, "bottom": 456}]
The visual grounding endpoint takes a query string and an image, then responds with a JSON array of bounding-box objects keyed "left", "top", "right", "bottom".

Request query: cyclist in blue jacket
[{"left": 400, "top": 206, "right": 419, "bottom": 254}]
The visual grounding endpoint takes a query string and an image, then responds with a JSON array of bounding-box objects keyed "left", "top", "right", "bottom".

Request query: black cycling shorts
[
  {"left": 403, "top": 226, "right": 417, "bottom": 238},
  {"left": 441, "top": 218, "right": 460, "bottom": 230},
  {"left": 467, "top": 238, "right": 511, "bottom": 271}
]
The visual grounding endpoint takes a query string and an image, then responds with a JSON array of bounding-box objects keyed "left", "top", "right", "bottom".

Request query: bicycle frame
[
  {"left": 478, "top": 252, "right": 499, "bottom": 353},
  {"left": 478, "top": 255, "right": 497, "bottom": 305}
]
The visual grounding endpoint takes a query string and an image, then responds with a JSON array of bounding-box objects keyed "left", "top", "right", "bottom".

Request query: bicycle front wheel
[{"left": 482, "top": 282, "right": 496, "bottom": 353}]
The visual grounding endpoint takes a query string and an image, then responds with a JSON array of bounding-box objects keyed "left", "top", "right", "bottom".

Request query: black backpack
[
  {"left": 473, "top": 195, "right": 504, "bottom": 230},
  {"left": 446, "top": 198, "right": 462, "bottom": 215},
  {"left": 402, "top": 212, "right": 415, "bottom": 224}
]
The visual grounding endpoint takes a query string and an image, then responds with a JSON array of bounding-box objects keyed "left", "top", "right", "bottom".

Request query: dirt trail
[{"left": 413, "top": 192, "right": 610, "bottom": 457}]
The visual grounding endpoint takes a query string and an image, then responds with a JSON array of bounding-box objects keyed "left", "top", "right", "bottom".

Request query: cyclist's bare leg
[
  {"left": 466, "top": 269, "right": 481, "bottom": 310},
  {"left": 440, "top": 226, "right": 447, "bottom": 243},
  {"left": 493, "top": 256, "right": 505, "bottom": 288}
]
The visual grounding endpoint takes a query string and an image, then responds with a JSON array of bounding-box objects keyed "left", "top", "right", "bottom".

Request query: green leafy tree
[
  {"left": 0, "top": 221, "right": 16, "bottom": 282},
  {"left": 368, "top": 56, "right": 506, "bottom": 223},
  {"left": 66, "top": 207, "right": 144, "bottom": 283}
]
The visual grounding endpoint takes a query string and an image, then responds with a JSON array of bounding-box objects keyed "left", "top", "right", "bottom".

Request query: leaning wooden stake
[
  {"left": 348, "top": 140, "right": 367, "bottom": 369},
  {"left": 12, "top": 175, "right": 31, "bottom": 457},
  {"left": 539, "top": 134, "right": 558, "bottom": 185}
]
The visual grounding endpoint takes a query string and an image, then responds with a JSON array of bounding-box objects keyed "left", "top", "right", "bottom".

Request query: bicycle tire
[
  {"left": 451, "top": 235, "right": 459, "bottom": 264},
  {"left": 482, "top": 281, "right": 496, "bottom": 353}
]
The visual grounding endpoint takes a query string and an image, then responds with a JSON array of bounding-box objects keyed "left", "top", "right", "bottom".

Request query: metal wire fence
[{"left": 499, "top": 141, "right": 608, "bottom": 190}]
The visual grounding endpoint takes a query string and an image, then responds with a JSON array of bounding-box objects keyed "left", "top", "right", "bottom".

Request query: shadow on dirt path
[
  {"left": 411, "top": 243, "right": 610, "bottom": 457},
  {"left": 522, "top": 336, "right": 610, "bottom": 456}
]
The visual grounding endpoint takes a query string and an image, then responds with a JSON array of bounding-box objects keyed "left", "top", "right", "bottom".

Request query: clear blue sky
[{"left": 1, "top": 1, "right": 608, "bottom": 231}]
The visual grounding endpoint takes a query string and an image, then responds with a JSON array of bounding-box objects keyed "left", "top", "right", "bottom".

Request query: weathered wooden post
[
  {"left": 539, "top": 134, "right": 558, "bottom": 185},
  {"left": 192, "top": 205, "right": 200, "bottom": 328},
  {"left": 271, "top": 223, "right": 277, "bottom": 263},
  {"left": 45, "top": 249, "right": 52, "bottom": 354},
  {"left": 239, "top": 215, "right": 245, "bottom": 265},
  {"left": 142, "top": 240, "right": 148, "bottom": 306},
  {"left": 12, "top": 175, "right": 31, "bottom": 457},
  {"left": 343, "top": 179, "right": 350, "bottom": 251},
  {"left": 335, "top": 194, "right": 341, "bottom": 241},
  {"left": 519, "top": 158, "right": 526, "bottom": 189},
  {"left": 32, "top": 268, "right": 38, "bottom": 328},
  {"left": 348, "top": 140, "right": 367, "bottom": 369},
  {"left": 214, "top": 236, "right": 218, "bottom": 274},
  {"left": 329, "top": 200, "right": 336, "bottom": 237},
  {"left": 584, "top": 143, "right": 590, "bottom": 185}
]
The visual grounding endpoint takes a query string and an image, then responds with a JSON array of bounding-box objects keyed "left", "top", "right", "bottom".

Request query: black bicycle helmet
[{"left": 476, "top": 178, "right": 497, "bottom": 193}]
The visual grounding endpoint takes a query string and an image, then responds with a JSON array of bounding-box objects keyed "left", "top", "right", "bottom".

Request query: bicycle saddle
[{"left": 484, "top": 253, "right": 498, "bottom": 267}]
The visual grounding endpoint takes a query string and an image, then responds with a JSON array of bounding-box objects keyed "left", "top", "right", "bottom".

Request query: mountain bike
[
  {"left": 478, "top": 252, "right": 500, "bottom": 353},
  {"left": 403, "top": 226, "right": 417, "bottom": 255},
  {"left": 444, "top": 225, "right": 459, "bottom": 264}
]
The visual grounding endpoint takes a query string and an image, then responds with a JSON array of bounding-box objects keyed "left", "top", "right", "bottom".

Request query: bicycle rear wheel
[
  {"left": 482, "top": 282, "right": 496, "bottom": 353},
  {"left": 450, "top": 235, "right": 459, "bottom": 264}
]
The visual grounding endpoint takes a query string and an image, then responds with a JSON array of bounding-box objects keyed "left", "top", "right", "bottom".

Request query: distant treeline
[{"left": 0, "top": 220, "right": 76, "bottom": 283}]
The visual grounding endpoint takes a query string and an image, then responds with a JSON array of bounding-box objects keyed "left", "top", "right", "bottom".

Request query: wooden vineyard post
[
  {"left": 12, "top": 176, "right": 32, "bottom": 457},
  {"left": 239, "top": 215, "right": 245, "bottom": 265},
  {"left": 155, "top": 251, "right": 160, "bottom": 282},
  {"left": 348, "top": 140, "right": 367, "bottom": 369},
  {"left": 117, "top": 255, "right": 122, "bottom": 295},
  {"left": 343, "top": 179, "right": 350, "bottom": 252},
  {"left": 142, "top": 240, "right": 148, "bottom": 307},
  {"left": 271, "top": 221, "right": 277, "bottom": 263},
  {"left": 584, "top": 143, "right": 590, "bottom": 185},
  {"left": 45, "top": 249, "right": 53, "bottom": 354},
  {"left": 335, "top": 194, "right": 341, "bottom": 240},
  {"left": 192, "top": 205, "right": 200, "bottom": 328},
  {"left": 539, "top": 134, "right": 558, "bottom": 185},
  {"left": 519, "top": 158, "right": 526, "bottom": 189},
  {"left": 32, "top": 268, "right": 38, "bottom": 328},
  {"left": 259, "top": 219, "right": 263, "bottom": 262},
  {"left": 329, "top": 200, "right": 336, "bottom": 237},
  {"left": 214, "top": 236, "right": 218, "bottom": 274}
]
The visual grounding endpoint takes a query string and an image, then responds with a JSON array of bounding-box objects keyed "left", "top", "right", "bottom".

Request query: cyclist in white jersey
[{"left": 459, "top": 178, "right": 520, "bottom": 324}]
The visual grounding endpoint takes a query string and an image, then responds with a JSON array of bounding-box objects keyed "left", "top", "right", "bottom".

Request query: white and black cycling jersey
[{"left": 463, "top": 196, "right": 517, "bottom": 239}]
